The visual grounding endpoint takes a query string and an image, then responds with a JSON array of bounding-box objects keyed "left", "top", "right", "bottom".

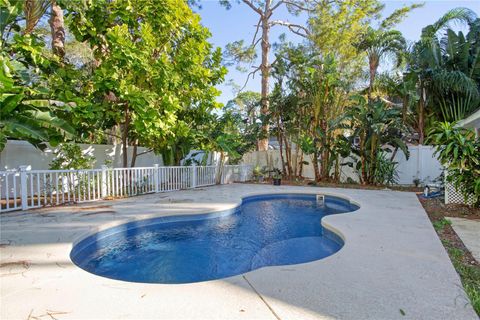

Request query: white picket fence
[{"left": 0, "top": 164, "right": 252, "bottom": 213}]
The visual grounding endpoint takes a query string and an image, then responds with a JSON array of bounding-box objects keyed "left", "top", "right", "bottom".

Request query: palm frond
[{"left": 23, "top": 0, "right": 50, "bottom": 34}]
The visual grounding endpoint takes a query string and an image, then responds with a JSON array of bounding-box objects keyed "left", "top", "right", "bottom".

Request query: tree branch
[
  {"left": 104, "top": 131, "right": 122, "bottom": 139},
  {"left": 240, "top": 65, "right": 262, "bottom": 92},
  {"left": 241, "top": 0, "right": 264, "bottom": 16},
  {"left": 282, "top": 0, "right": 315, "bottom": 12},
  {"left": 269, "top": 20, "right": 310, "bottom": 37},
  {"left": 270, "top": 0, "right": 285, "bottom": 12},
  {"left": 251, "top": 16, "right": 262, "bottom": 47},
  {"left": 136, "top": 149, "right": 153, "bottom": 157}
]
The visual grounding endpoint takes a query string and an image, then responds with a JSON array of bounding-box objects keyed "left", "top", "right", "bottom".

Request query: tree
[
  {"left": 65, "top": 0, "right": 226, "bottom": 167},
  {"left": 49, "top": 0, "right": 65, "bottom": 59},
  {"left": 223, "top": 0, "right": 312, "bottom": 151},
  {"left": 308, "top": 0, "right": 384, "bottom": 80},
  {"left": 406, "top": 7, "right": 478, "bottom": 144},
  {"left": 0, "top": 0, "right": 75, "bottom": 151},
  {"left": 356, "top": 4, "right": 421, "bottom": 99},
  {"left": 346, "top": 96, "right": 409, "bottom": 185}
]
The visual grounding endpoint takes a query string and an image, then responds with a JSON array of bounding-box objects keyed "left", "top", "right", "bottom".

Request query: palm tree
[
  {"left": 407, "top": 7, "right": 478, "bottom": 144},
  {"left": 357, "top": 4, "right": 423, "bottom": 100},
  {"left": 359, "top": 27, "right": 406, "bottom": 99},
  {"left": 23, "top": 0, "right": 65, "bottom": 59}
]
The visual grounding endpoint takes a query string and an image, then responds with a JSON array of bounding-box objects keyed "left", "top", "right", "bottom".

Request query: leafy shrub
[
  {"left": 428, "top": 122, "right": 480, "bottom": 207},
  {"left": 50, "top": 144, "right": 95, "bottom": 170}
]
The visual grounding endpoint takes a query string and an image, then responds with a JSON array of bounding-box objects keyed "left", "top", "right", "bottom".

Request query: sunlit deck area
[{"left": 1, "top": 184, "right": 476, "bottom": 319}]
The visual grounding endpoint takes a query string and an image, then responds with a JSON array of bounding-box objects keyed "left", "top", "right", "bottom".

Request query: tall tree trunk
[
  {"left": 298, "top": 149, "right": 304, "bottom": 178},
  {"left": 360, "top": 133, "right": 367, "bottom": 185},
  {"left": 49, "top": 0, "right": 65, "bottom": 60},
  {"left": 258, "top": 10, "right": 270, "bottom": 151},
  {"left": 368, "top": 58, "right": 379, "bottom": 100},
  {"left": 418, "top": 86, "right": 426, "bottom": 145},
  {"left": 122, "top": 104, "right": 130, "bottom": 168},
  {"left": 312, "top": 152, "right": 320, "bottom": 182},
  {"left": 130, "top": 140, "right": 138, "bottom": 168},
  {"left": 277, "top": 119, "right": 286, "bottom": 175},
  {"left": 284, "top": 135, "right": 293, "bottom": 178}
]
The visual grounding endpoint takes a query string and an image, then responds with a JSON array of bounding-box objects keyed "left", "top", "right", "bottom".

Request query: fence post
[
  {"left": 191, "top": 164, "right": 197, "bottom": 189},
  {"left": 19, "top": 165, "right": 29, "bottom": 210},
  {"left": 154, "top": 164, "right": 159, "bottom": 193},
  {"left": 101, "top": 165, "right": 108, "bottom": 198}
]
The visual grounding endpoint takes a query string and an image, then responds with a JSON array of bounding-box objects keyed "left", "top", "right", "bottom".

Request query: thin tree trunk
[
  {"left": 312, "top": 152, "right": 320, "bottom": 182},
  {"left": 368, "top": 59, "right": 378, "bottom": 100},
  {"left": 122, "top": 104, "right": 130, "bottom": 168},
  {"left": 284, "top": 135, "right": 293, "bottom": 178},
  {"left": 258, "top": 7, "right": 271, "bottom": 151},
  {"left": 360, "top": 133, "right": 367, "bottom": 185},
  {"left": 130, "top": 140, "right": 138, "bottom": 168},
  {"left": 49, "top": 0, "right": 65, "bottom": 60},
  {"left": 277, "top": 115, "right": 286, "bottom": 175},
  {"left": 298, "top": 149, "right": 304, "bottom": 178},
  {"left": 418, "top": 86, "right": 426, "bottom": 145}
]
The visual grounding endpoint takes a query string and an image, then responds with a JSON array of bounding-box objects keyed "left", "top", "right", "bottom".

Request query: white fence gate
[{"left": 0, "top": 164, "right": 252, "bottom": 213}]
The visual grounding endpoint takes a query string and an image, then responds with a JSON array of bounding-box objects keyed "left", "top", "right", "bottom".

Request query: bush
[
  {"left": 50, "top": 144, "right": 96, "bottom": 170},
  {"left": 428, "top": 122, "right": 480, "bottom": 207}
]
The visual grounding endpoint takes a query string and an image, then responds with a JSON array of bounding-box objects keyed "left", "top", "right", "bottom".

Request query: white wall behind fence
[
  {"left": 242, "top": 144, "right": 443, "bottom": 185},
  {"left": 0, "top": 140, "right": 163, "bottom": 170}
]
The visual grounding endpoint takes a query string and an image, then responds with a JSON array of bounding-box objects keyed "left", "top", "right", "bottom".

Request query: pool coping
[{"left": 70, "top": 191, "right": 360, "bottom": 248}]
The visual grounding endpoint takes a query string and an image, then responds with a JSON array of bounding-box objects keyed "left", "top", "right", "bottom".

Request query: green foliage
[
  {"left": 62, "top": 0, "right": 226, "bottom": 166},
  {"left": 0, "top": 4, "right": 76, "bottom": 152},
  {"left": 309, "top": 0, "right": 384, "bottom": 78},
  {"left": 432, "top": 217, "right": 452, "bottom": 231},
  {"left": 49, "top": 143, "right": 95, "bottom": 170},
  {"left": 442, "top": 239, "right": 480, "bottom": 316},
  {"left": 427, "top": 122, "right": 480, "bottom": 206},
  {"left": 406, "top": 8, "right": 479, "bottom": 141},
  {"left": 346, "top": 96, "right": 409, "bottom": 185},
  {"left": 373, "top": 152, "right": 399, "bottom": 185}
]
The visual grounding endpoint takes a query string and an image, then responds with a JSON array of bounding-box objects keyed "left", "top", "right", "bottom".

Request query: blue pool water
[{"left": 71, "top": 194, "right": 358, "bottom": 284}]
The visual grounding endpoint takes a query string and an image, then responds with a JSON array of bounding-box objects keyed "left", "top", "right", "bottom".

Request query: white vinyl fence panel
[
  {"left": 0, "top": 164, "right": 252, "bottom": 213},
  {"left": 242, "top": 145, "right": 443, "bottom": 185}
]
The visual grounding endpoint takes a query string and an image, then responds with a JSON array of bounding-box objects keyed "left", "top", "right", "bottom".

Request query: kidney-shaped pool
[{"left": 70, "top": 193, "right": 359, "bottom": 284}]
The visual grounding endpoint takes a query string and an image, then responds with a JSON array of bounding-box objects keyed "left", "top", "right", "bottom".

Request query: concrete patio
[{"left": 0, "top": 184, "right": 477, "bottom": 319}]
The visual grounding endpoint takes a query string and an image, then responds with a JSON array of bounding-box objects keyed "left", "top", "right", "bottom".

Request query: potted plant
[
  {"left": 253, "top": 166, "right": 264, "bottom": 183},
  {"left": 272, "top": 169, "right": 282, "bottom": 186}
]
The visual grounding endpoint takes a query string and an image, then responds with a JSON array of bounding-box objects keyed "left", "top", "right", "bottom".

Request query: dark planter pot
[{"left": 273, "top": 178, "right": 281, "bottom": 186}]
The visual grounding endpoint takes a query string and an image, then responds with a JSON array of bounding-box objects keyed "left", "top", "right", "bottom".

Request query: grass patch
[
  {"left": 443, "top": 239, "right": 480, "bottom": 315},
  {"left": 419, "top": 197, "right": 480, "bottom": 316}
]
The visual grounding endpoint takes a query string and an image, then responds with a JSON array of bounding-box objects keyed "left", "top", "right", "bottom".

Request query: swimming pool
[{"left": 70, "top": 193, "right": 358, "bottom": 284}]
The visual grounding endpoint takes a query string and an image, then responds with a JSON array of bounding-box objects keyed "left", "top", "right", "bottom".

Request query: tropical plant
[
  {"left": 358, "top": 27, "right": 407, "bottom": 98},
  {"left": 346, "top": 96, "right": 409, "bottom": 185},
  {"left": 0, "top": 37, "right": 74, "bottom": 151},
  {"left": 406, "top": 7, "right": 478, "bottom": 143},
  {"left": 427, "top": 122, "right": 480, "bottom": 207}
]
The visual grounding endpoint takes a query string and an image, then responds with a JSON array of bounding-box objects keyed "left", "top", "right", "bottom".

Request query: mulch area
[
  {"left": 247, "top": 178, "right": 423, "bottom": 192},
  {"left": 418, "top": 196, "right": 479, "bottom": 267},
  {"left": 418, "top": 196, "right": 480, "bottom": 220}
]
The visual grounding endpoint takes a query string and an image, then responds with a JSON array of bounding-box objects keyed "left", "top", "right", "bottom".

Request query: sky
[{"left": 194, "top": 0, "right": 480, "bottom": 105}]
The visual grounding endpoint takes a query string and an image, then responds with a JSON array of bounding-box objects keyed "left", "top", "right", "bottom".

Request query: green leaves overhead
[{"left": 61, "top": 0, "right": 226, "bottom": 164}]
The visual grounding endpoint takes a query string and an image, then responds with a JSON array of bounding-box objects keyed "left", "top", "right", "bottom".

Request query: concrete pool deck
[{"left": 0, "top": 184, "right": 477, "bottom": 319}]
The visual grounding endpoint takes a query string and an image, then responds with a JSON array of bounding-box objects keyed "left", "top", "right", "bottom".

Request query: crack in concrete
[{"left": 242, "top": 275, "right": 281, "bottom": 320}]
